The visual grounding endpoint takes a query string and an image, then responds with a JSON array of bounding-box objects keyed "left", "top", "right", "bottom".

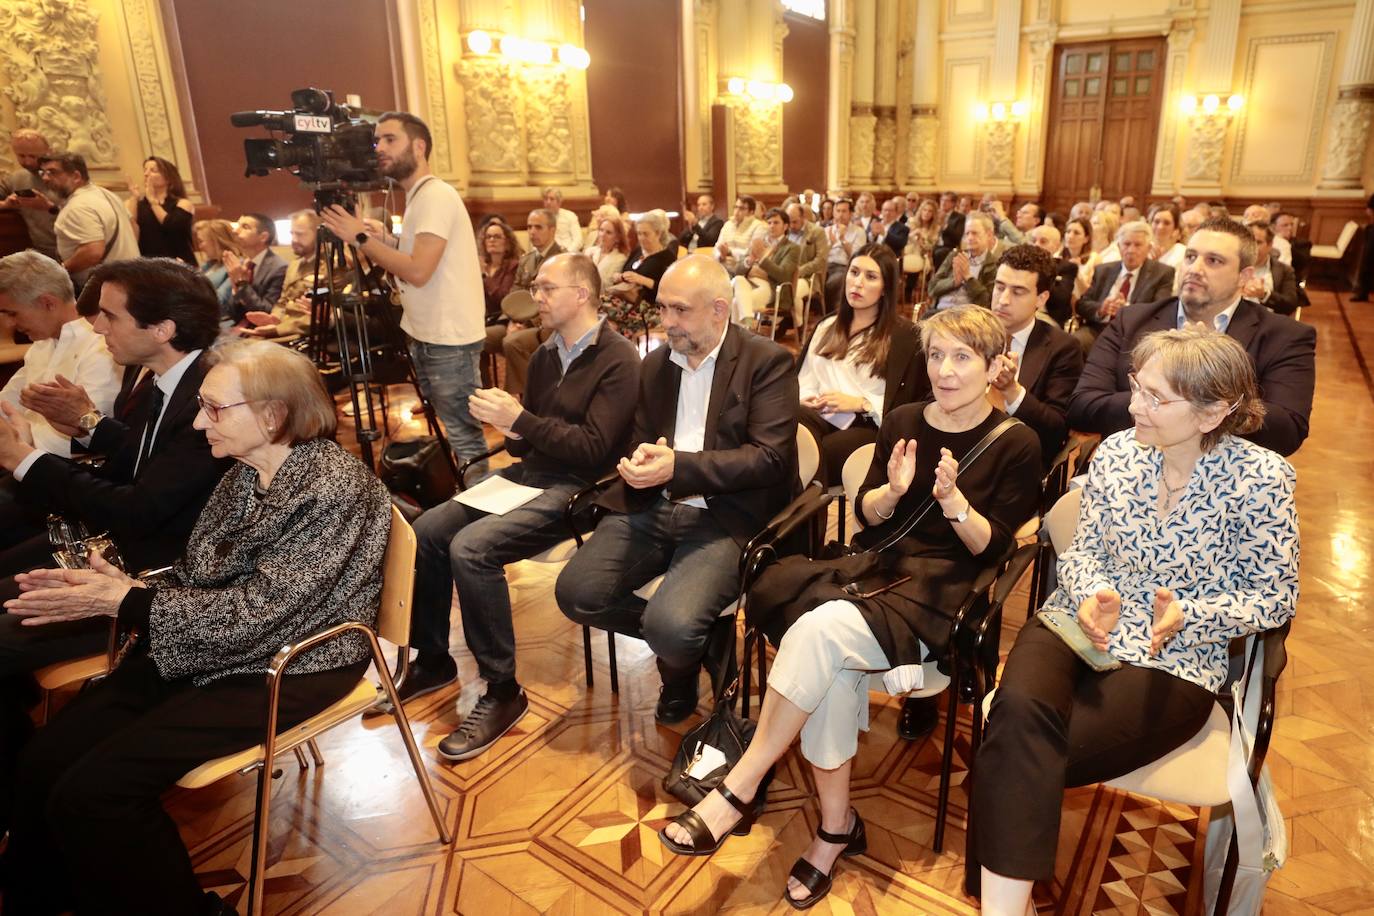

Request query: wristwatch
[
  {"left": 944, "top": 501, "right": 970, "bottom": 523},
  {"left": 354, "top": 230, "right": 370, "bottom": 247},
  {"left": 77, "top": 409, "right": 104, "bottom": 434}
]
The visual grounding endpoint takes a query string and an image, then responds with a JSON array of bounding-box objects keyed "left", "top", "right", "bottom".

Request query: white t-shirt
[
  {"left": 53, "top": 184, "right": 140, "bottom": 285},
  {"left": 396, "top": 176, "right": 484, "bottom": 346}
]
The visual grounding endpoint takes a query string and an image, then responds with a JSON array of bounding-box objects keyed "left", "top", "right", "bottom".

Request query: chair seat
[
  {"left": 35, "top": 653, "right": 109, "bottom": 691},
  {"left": 176, "top": 678, "right": 380, "bottom": 789},
  {"left": 907, "top": 660, "right": 951, "bottom": 698},
  {"left": 1104, "top": 703, "right": 1230, "bottom": 806},
  {"left": 528, "top": 537, "right": 580, "bottom": 564}
]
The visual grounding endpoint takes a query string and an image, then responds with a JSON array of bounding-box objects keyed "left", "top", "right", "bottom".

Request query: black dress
[
  {"left": 843, "top": 403, "right": 1041, "bottom": 663},
  {"left": 135, "top": 197, "right": 196, "bottom": 265}
]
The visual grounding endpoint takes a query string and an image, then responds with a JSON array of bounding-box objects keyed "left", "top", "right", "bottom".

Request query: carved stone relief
[
  {"left": 1184, "top": 111, "right": 1228, "bottom": 183},
  {"left": 521, "top": 68, "right": 574, "bottom": 175},
  {"left": 982, "top": 120, "right": 1016, "bottom": 183},
  {"left": 1320, "top": 93, "right": 1374, "bottom": 188},
  {"left": 848, "top": 109, "right": 877, "bottom": 183},
  {"left": 734, "top": 102, "right": 782, "bottom": 182},
  {"left": 456, "top": 58, "right": 525, "bottom": 176},
  {"left": 119, "top": 0, "right": 175, "bottom": 163},
  {"left": 873, "top": 107, "right": 897, "bottom": 185},
  {"left": 0, "top": 0, "right": 118, "bottom": 167},
  {"left": 907, "top": 112, "right": 938, "bottom": 182},
  {"left": 416, "top": 0, "right": 454, "bottom": 175}
]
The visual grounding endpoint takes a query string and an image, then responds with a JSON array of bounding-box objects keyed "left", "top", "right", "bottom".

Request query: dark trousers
[
  {"left": 1357, "top": 223, "right": 1374, "bottom": 296},
  {"left": 969, "top": 619, "right": 1215, "bottom": 882},
  {"left": 411, "top": 466, "right": 582, "bottom": 684},
  {"left": 554, "top": 499, "right": 742, "bottom": 679},
  {"left": 0, "top": 651, "right": 365, "bottom": 916},
  {"left": 798, "top": 406, "right": 879, "bottom": 487},
  {"left": 0, "top": 475, "right": 43, "bottom": 557}
]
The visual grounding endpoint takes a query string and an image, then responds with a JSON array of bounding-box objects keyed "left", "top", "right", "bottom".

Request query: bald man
[
  {"left": 556, "top": 255, "right": 798, "bottom": 724},
  {"left": 0, "top": 129, "right": 59, "bottom": 259},
  {"left": 1028, "top": 224, "right": 1079, "bottom": 326}
]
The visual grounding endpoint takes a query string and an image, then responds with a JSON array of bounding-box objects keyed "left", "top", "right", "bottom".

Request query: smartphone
[
  {"left": 15, "top": 189, "right": 36, "bottom": 198},
  {"left": 1036, "top": 609, "right": 1122, "bottom": 671}
]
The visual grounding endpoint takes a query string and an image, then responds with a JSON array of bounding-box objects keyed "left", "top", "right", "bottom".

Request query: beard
[{"left": 382, "top": 146, "right": 418, "bottom": 181}]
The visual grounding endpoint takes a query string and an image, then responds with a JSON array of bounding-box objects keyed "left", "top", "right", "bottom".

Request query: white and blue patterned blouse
[{"left": 1042, "top": 429, "right": 1299, "bottom": 692}]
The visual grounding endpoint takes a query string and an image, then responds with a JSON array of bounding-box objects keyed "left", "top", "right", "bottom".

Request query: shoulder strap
[{"left": 866, "top": 416, "right": 1022, "bottom": 555}]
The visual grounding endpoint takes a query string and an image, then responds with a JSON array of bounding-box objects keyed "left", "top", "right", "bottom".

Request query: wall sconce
[
  {"left": 722, "top": 77, "right": 793, "bottom": 103},
  {"left": 465, "top": 30, "right": 590, "bottom": 69},
  {"left": 1178, "top": 93, "right": 1243, "bottom": 116},
  {"left": 973, "top": 100, "right": 1029, "bottom": 122}
]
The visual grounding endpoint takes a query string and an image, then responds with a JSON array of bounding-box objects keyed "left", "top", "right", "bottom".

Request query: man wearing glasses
[
  {"left": 0, "top": 129, "right": 60, "bottom": 260},
  {"left": 37, "top": 153, "right": 139, "bottom": 291},
  {"left": 556, "top": 255, "right": 798, "bottom": 725},
  {"left": 1068, "top": 216, "right": 1315, "bottom": 457},
  {"left": 385, "top": 252, "right": 639, "bottom": 761}
]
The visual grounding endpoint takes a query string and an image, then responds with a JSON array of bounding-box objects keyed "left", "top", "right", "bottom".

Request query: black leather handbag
[
  {"left": 662, "top": 675, "right": 757, "bottom": 807},
  {"left": 379, "top": 436, "right": 456, "bottom": 509}
]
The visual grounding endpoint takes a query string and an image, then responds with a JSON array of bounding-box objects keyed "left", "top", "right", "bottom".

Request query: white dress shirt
[
  {"left": 1003, "top": 321, "right": 1035, "bottom": 415},
  {"left": 797, "top": 316, "right": 888, "bottom": 427},
  {"left": 553, "top": 208, "right": 583, "bottom": 253},
  {"left": 667, "top": 323, "right": 729, "bottom": 508},
  {"left": 1108, "top": 263, "right": 1141, "bottom": 300},
  {"left": 1273, "top": 234, "right": 1292, "bottom": 266},
  {"left": 1176, "top": 297, "right": 1242, "bottom": 332},
  {"left": 0, "top": 317, "right": 120, "bottom": 457}
]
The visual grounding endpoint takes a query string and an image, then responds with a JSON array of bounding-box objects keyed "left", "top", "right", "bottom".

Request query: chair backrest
[
  {"left": 841, "top": 442, "right": 877, "bottom": 506},
  {"left": 1335, "top": 219, "right": 1358, "bottom": 256},
  {"left": 1043, "top": 486, "right": 1082, "bottom": 556},
  {"left": 376, "top": 505, "right": 418, "bottom": 646},
  {"left": 797, "top": 424, "right": 821, "bottom": 486}
]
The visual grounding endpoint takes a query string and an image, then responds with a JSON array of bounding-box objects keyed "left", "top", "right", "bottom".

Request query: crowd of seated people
[{"left": 0, "top": 158, "right": 1325, "bottom": 914}]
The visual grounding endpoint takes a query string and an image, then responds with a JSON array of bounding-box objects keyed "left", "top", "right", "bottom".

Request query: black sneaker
[
  {"left": 436, "top": 689, "right": 529, "bottom": 761},
  {"left": 364, "top": 654, "right": 458, "bottom": 717},
  {"left": 897, "top": 695, "right": 940, "bottom": 740}
]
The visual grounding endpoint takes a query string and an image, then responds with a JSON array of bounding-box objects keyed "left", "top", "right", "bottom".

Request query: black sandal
[
  {"left": 784, "top": 809, "right": 867, "bottom": 910},
  {"left": 658, "top": 784, "right": 756, "bottom": 856}
]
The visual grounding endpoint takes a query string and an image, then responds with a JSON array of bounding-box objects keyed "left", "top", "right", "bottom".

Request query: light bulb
[
  {"left": 467, "top": 30, "right": 493, "bottom": 55},
  {"left": 1010, "top": 100, "right": 1029, "bottom": 118},
  {"left": 746, "top": 80, "right": 770, "bottom": 100},
  {"left": 974, "top": 103, "right": 990, "bottom": 121},
  {"left": 559, "top": 44, "right": 590, "bottom": 69},
  {"left": 777, "top": 83, "right": 794, "bottom": 103},
  {"left": 727, "top": 77, "right": 745, "bottom": 95},
  {"left": 1202, "top": 94, "right": 1220, "bottom": 113},
  {"left": 990, "top": 102, "right": 1007, "bottom": 121},
  {"left": 1179, "top": 95, "right": 1198, "bottom": 115},
  {"left": 1227, "top": 94, "right": 1243, "bottom": 111}
]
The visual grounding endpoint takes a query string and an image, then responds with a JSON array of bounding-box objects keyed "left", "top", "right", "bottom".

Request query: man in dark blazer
[
  {"left": 1027, "top": 224, "right": 1082, "bottom": 327},
  {"left": 0, "top": 257, "right": 230, "bottom": 811},
  {"left": 679, "top": 193, "right": 724, "bottom": 253},
  {"left": 1072, "top": 220, "right": 1175, "bottom": 352},
  {"left": 556, "top": 255, "right": 797, "bottom": 723},
  {"left": 870, "top": 196, "right": 910, "bottom": 258},
  {"left": 225, "top": 212, "right": 287, "bottom": 324},
  {"left": 1068, "top": 217, "right": 1316, "bottom": 457},
  {"left": 988, "top": 245, "right": 1085, "bottom": 465},
  {"left": 932, "top": 190, "right": 965, "bottom": 272},
  {"left": 1244, "top": 221, "right": 1299, "bottom": 316}
]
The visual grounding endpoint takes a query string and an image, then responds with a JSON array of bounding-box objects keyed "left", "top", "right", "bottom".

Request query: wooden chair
[{"left": 175, "top": 507, "right": 452, "bottom": 916}]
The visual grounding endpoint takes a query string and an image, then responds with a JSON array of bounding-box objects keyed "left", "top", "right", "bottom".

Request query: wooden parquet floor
[{"left": 154, "top": 289, "right": 1374, "bottom": 914}]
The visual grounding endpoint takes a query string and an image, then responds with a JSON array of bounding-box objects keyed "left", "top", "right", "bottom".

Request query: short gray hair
[
  {"left": 965, "top": 211, "right": 995, "bottom": 235},
  {"left": 637, "top": 208, "right": 671, "bottom": 245},
  {"left": 0, "top": 250, "right": 75, "bottom": 305},
  {"left": 1117, "top": 220, "right": 1152, "bottom": 243}
]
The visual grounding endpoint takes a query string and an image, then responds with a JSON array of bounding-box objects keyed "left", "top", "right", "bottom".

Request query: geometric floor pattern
[{"left": 154, "top": 288, "right": 1373, "bottom": 913}]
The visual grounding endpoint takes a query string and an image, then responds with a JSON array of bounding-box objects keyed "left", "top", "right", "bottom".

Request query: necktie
[
  {"left": 135, "top": 383, "right": 165, "bottom": 479},
  {"left": 1119, "top": 271, "right": 1132, "bottom": 301},
  {"left": 245, "top": 260, "right": 256, "bottom": 285}
]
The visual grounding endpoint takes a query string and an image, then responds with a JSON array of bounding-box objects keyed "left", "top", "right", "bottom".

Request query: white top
[
  {"left": 1003, "top": 321, "right": 1034, "bottom": 415},
  {"left": 1251, "top": 260, "right": 1275, "bottom": 301},
  {"left": 668, "top": 322, "right": 730, "bottom": 509},
  {"left": 586, "top": 246, "right": 627, "bottom": 289},
  {"left": 1157, "top": 242, "right": 1187, "bottom": 272},
  {"left": 396, "top": 176, "right": 484, "bottom": 346},
  {"left": 717, "top": 217, "right": 765, "bottom": 262},
  {"left": 53, "top": 184, "right": 140, "bottom": 285},
  {"left": 0, "top": 317, "right": 119, "bottom": 456},
  {"left": 1273, "top": 234, "right": 1292, "bottom": 266},
  {"left": 824, "top": 222, "right": 868, "bottom": 266},
  {"left": 553, "top": 207, "right": 583, "bottom": 253},
  {"left": 797, "top": 316, "right": 888, "bottom": 423}
]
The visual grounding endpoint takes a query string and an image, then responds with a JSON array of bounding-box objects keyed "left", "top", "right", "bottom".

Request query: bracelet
[{"left": 874, "top": 499, "right": 897, "bottom": 520}]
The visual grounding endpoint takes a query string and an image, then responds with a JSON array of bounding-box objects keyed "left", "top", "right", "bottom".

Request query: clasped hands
[
  {"left": 885, "top": 439, "right": 962, "bottom": 507},
  {"left": 18, "top": 373, "right": 96, "bottom": 435},
  {"left": 618, "top": 437, "right": 674, "bottom": 489},
  {"left": 1077, "top": 586, "right": 1184, "bottom": 657},
  {"left": 1100, "top": 292, "right": 1128, "bottom": 320},
  {"left": 0, "top": 401, "right": 37, "bottom": 471},
  {"left": 469, "top": 387, "right": 524, "bottom": 436},
  {"left": 4, "top": 550, "right": 140, "bottom": 627},
  {"left": 987, "top": 351, "right": 1022, "bottom": 401},
  {"left": 802, "top": 391, "right": 866, "bottom": 415}
]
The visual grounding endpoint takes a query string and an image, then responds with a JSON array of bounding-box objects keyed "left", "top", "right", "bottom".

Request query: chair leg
[
  {"left": 606, "top": 632, "right": 619, "bottom": 694},
  {"left": 1214, "top": 829, "right": 1241, "bottom": 914},
  {"left": 245, "top": 760, "right": 274, "bottom": 916},
  {"left": 582, "top": 625, "right": 594, "bottom": 688},
  {"left": 933, "top": 674, "right": 962, "bottom": 853},
  {"left": 40, "top": 690, "right": 50, "bottom": 726},
  {"left": 307, "top": 738, "right": 325, "bottom": 767},
  {"left": 837, "top": 493, "right": 848, "bottom": 545},
  {"left": 293, "top": 746, "right": 309, "bottom": 770}
]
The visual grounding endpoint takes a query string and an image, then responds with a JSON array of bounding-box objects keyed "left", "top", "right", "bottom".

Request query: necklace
[{"left": 1161, "top": 472, "right": 1190, "bottom": 497}]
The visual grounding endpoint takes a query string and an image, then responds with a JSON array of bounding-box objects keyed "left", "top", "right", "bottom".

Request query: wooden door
[{"left": 1041, "top": 38, "right": 1166, "bottom": 213}]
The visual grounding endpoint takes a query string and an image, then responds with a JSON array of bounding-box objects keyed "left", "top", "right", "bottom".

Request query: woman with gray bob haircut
[
  {"left": 970, "top": 326, "right": 1296, "bottom": 912},
  {"left": 1, "top": 338, "right": 393, "bottom": 914}
]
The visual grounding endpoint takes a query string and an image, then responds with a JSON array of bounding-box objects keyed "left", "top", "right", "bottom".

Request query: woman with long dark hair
[
  {"left": 797, "top": 243, "right": 926, "bottom": 485},
  {"left": 126, "top": 156, "right": 196, "bottom": 265}
]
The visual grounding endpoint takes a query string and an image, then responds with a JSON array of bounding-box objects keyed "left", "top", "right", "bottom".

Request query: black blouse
[
  {"left": 623, "top": 247, "right": 675, "bottom": 305},
  {"left": 136, "top": 197, "right": 196, "bottom": 265}
]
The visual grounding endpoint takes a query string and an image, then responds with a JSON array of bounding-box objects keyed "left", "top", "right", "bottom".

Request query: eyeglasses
[
  {"left": 196, "top": 394, "right": 256, "bottom": 422},
  {"left": 483, "top": 232, "right": 506, "bottom": 240},
  {"left": 1127, "top": 373, "right": 1187, "bottom": 412},
  {"left": 530, "top": 283, "right": 583, "bottom": 297}
]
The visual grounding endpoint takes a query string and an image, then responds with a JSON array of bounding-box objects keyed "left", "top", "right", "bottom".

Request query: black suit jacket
[
  {"left": 1076, "top": 259, "right": 1175, "bottom": 327},
  {"left": 939, "top": 212, "right": 965, "bottom": 251},
  {"left": 20, "top": 351, "right": 233, "bottom": 571},
  {"left": 1067, "top": 298, "right": 1316, "bottom": 456},
  {"left": 1046, "top": 258, "right": 1080, "bottom": 326},
  {"left": 1261, "top": 255, "right": 1300, "bottom": 316},
  {"left": 1012, "top": 320, "right": 1084, "bottom": 463},
  {"left": 874, "top": 220, "right": 910, "bottom": 258},
  {"left": 680, "top": 215, "right": 723, "bottom": 251},
  {"left": 603, "top": 324, "right": 798, "bottom": 544},
  {"left": 229, "top": 249, "right": 289, "bottom": 322}
]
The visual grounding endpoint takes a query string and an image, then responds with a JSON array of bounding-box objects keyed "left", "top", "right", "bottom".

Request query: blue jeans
[
  {"left": 554, "top": 498, "right": 743, "bottom": 676},
  {"left": 411, "top": 466, "right": 582, "bottom": 684},
  {"left": 407, "top": 338, "right": 487, "bottom": 463}
]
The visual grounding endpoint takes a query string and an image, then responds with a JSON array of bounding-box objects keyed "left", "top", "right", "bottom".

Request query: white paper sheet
[
  {"left": 452, "top": 475, "right": 545, "bottom": 515},
  {"left": 823, "top": 410, "right": 857, "bottom": 430}
]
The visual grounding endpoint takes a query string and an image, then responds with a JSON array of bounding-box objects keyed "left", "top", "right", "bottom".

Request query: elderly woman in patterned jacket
[
  {"left": 969, "top": 326, "right": 1299, "bottom": 914},
  {"left": 0, "top": 338, "right": 391, "bottom": 916}
]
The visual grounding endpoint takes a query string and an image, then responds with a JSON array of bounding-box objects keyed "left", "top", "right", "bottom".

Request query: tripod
[{"left": 303, "top": 193, "right": 457, "bottom": 477}]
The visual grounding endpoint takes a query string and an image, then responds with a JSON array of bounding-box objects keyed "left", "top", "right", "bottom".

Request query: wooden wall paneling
[
  {"left": 1098, "top": 38, "right": 1166, "bottom": 202},
  {"left": 782, "top": 11, "right": 829, "bottom": 195}
]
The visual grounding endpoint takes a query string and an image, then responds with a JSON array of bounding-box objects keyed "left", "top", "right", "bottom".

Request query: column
[
  {"left": 826, "top": 0, "right": 856, "bottom": 192},
  {"left": 906, "top": 0, "right": 939, "bottom": 190},
  {"left": 980, "top": 0, "right": 1022, "bottom": 189},
  {"left": 871, "top": 0, "right": 899, "bottom": 187},
  {"left": 1182, "top": 0, "right": 1241, "bottom": 193},
  {"left": 848, "top": 0, "right": 877, "bottom": 186},
  {"left": 1150, "top": 20, "right": 1195, "bottom": 196},
  {"left": 1320, "top": 0, "right": 1374, "bottom": 189},
  {"left": 1020, "top": 26, "right": 1058, "bottom": 193},
  {"left": 729, "top": 0, "right": 788, "bottom": 194},
  {"left": 682, "top": 0, "right": 718, "bottom": 195}
]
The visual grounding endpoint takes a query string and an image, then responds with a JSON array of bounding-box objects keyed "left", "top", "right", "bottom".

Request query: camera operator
[{"left": 319, "top": 112, "right": 487, "bottom": 464}]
